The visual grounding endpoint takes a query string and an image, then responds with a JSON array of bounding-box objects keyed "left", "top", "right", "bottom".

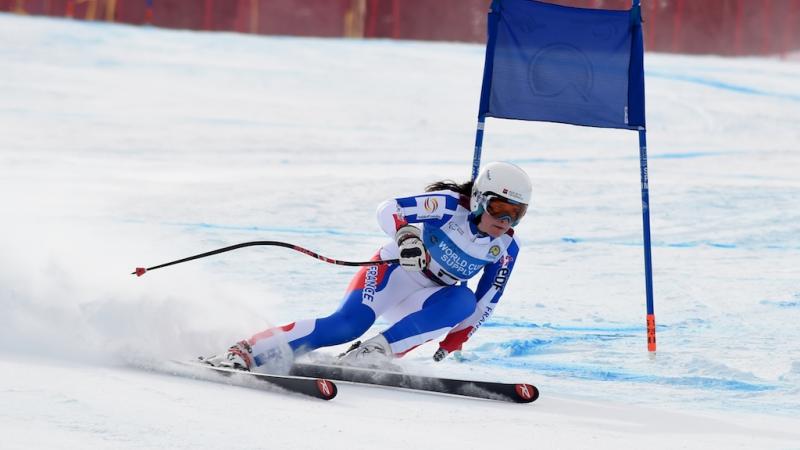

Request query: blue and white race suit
[{"left": 246, "top": 189, "right": 520, "bottom": 366}]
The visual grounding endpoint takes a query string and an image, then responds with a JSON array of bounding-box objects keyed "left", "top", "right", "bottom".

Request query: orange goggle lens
[{"left": 485, "top": 196, "right": 527, "bottom": 223}]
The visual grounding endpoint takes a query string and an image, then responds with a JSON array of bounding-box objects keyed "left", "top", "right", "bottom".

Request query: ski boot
[
  {"left": 338, "top": 334, "right": 401, "bottom": 370},
  {"left": 201, "top": 340, "right": 254, "bottom": 371}
]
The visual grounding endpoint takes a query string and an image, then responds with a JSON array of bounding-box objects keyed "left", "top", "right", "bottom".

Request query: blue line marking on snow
[
  {"left": 505, "top": 157, "right": 572, "bottom": 164},
  {"left": 492, "top": 335, "right": 631, "bottom": 356},
  {"left": 708, "top": 242, "right": 737, "bottom": 249},
  {"left": 648, "top": 70, "right": 800, "bottom": 102},
  {"left": 163, "top": 222, "right": 385, "bottom": 238},
  {"left": 677, "top": 242, "right": 702, "bottom": 248},
  {"left": 550, "top": 237, "right": 797, "bottom": 251},
  {"left": 667, "top": 242, "right": 696, "bottom": 248},
  {"left": 482, "top": 318, "right": 668, "bottom": 333},
  {"left": 499, "top": 338, "right": 565, "bottom": 356},
  {"left": 509, "top": 152, "right": 739, "bottom": 165},
  {"left": 650, "top": 151, "right": 732, "bottom": 159},
  {"left": 487, "top": 359, "right": 776, "bottom": 392},
  {"left": 760, "top": 300, "right": 800, "bottom": 309},
  {"left": 481, "top": 320, "right": 538, "bottom": 329}
]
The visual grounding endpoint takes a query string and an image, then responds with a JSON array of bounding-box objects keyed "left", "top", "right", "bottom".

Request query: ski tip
[
  {"left": 133, "top": 267, "right": 147, "bottom": 277},
  {"left": 514, "top": 383, "right": 539, "bottom": 403},
  {"left": 316, "top": 379, "right": 338, "bottom": 400}
]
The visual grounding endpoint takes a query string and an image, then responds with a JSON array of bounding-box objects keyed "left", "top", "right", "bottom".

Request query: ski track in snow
[{"left": 1, "top": 13, "right": 800, "bottom": 449}]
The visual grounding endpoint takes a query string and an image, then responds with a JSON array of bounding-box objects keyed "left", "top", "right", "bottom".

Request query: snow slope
[{"left": 1, "top": 13, "right": 799, "bottom": 449}]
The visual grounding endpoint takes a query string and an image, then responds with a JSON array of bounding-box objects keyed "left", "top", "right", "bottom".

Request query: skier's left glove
[{"left": 432, "top": 348, "right": 448, "bottom": 362}]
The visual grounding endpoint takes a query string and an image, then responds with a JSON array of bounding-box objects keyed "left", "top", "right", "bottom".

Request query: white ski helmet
[{"left": 471, "top": 162, "right": 532, "bottom": 226}]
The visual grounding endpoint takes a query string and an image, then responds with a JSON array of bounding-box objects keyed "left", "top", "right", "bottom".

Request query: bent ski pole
[{"left": 132, "top": 241, "right": 398, "bottom": 277}]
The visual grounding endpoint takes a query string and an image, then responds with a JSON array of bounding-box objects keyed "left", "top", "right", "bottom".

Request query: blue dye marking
[
  {"left": 667, "top": 242, "right": 697, "bottom": 248},
  {"left": 509, "top": 150, "right": 743, "bottom": 165},
  {"left": 488, "top": 359, "right": 776, "bottom": 392},
  {"left": 760, "top": 300, "right": 800, "bottom": 309},
  {"left": 507, "top": 157, "right": 571, "bottom": 164},
  {"left": 498, "top": 338, "right": 556, "bottom": 356},
  {"left": 708, "top": 242, "right": 737, "bottom": 249},
  {"left": 482, "top": 320, "right": 539, "bottom": 329},
  {"left": 495, "top": 335, "right": 630, "bottom": 356},
  {"left": 648, "top": 70, "right": 800, "bottom": 103},
  {"left": 242, "top": 149, "right": 753, "bottom": 168},
  {"left": 483, "top": 318, "right": 669, "bottom": 333},
  {"left": 552, "top": 237, "right": 795, "bottom": 251},
  {"left": 163, "top": 221, "right": 384, "bottom": 238},
  {"left": 650, "top": 151, "right": 733, "bottom": 159}
]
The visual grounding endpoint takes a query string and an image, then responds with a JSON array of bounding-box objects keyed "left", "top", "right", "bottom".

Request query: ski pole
[{"left": 132, "top": 241, "right": 398, "bottom": 277}]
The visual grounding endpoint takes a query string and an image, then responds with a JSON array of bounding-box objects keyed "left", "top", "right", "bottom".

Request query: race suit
[{"left": 246, "top": 189, "right": 520, "bottom": 366}]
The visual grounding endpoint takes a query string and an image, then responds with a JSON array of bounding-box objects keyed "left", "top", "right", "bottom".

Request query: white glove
[
  {"left": 395, "top": 225, "right": 428, "bottom": 272},
  {"left": 432, "top": 348, "right": 448, "bottom": 362}
]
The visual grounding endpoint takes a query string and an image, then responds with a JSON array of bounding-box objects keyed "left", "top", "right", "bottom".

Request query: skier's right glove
[
  {"left": 395, "top": 225, "right": 429, "bottom": 272},
  {"left": 432, "top": 348, "right": 448, "bottom": 362}
]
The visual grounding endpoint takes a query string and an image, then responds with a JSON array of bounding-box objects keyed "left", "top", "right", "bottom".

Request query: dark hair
[{"left": 425, "top": 180, "right": 473, "bottom": 197}]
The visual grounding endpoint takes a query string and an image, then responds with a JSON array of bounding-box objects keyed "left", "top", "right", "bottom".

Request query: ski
[
  {"left": 289, "top": 362, "right": 538, "bottom": 403},
  {"left": 170, "top": 361, "right": 337, "bottom": 401}
]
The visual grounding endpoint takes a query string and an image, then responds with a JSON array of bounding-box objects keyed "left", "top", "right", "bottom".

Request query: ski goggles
[{"left": 484, "top": 195, "right": 527, "bottom": 225}]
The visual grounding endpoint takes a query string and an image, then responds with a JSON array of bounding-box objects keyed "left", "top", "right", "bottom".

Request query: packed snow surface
[{"left": 1, "top": 13, "right": 799, "bottom": 449}]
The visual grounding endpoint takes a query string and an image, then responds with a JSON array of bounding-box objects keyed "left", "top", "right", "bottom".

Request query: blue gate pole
[
  {"left": 472, "top": 0, "right": 501, "bottom": 181},
  {"left": 471, "top": 116, "right": 486, "bottom": 181},
  {"left": 638, "top": 127, "right": 656, "bottom": 353},
  {"left": 631, "top": 0, "right": 656, "bottom": 354}
]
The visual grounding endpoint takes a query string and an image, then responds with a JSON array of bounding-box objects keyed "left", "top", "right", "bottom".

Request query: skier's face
[{"left": 478, "top": 211, "right": 512, "bottom": 238}]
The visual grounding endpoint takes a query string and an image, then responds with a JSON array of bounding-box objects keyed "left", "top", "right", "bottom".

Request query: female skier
[{"left": 203, "top": 161, "right": 532, "bottom": 371}]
